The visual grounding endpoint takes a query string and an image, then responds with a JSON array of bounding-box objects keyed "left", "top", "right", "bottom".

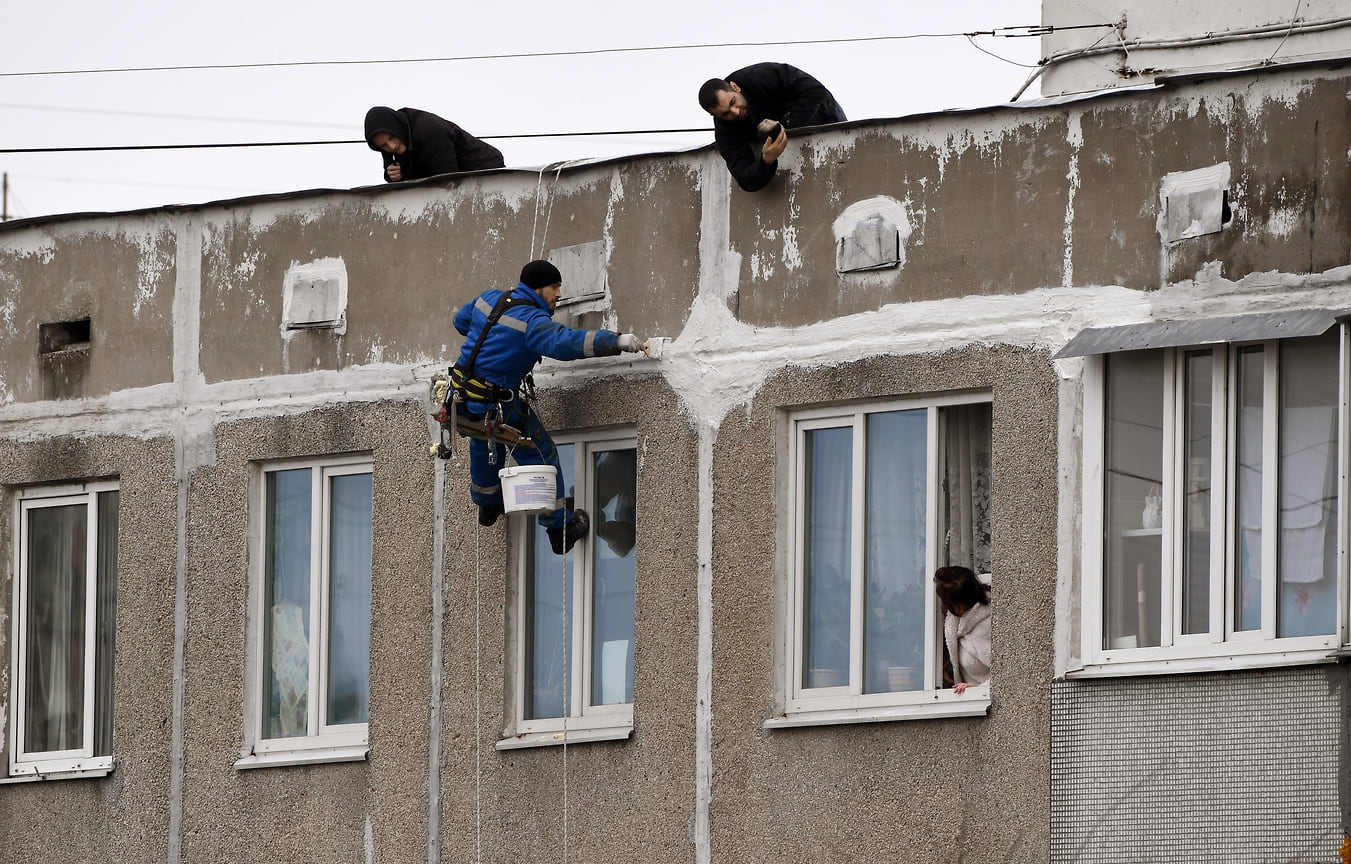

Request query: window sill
[
  {"left": 764, "top": 692, "right": 992, "bottom": 729},
  {"left": 0, "top": 763, "right": 113, "bottom": 784},
  {"left": 495, "top": 723, "right": 633, "bottom": 750},
  {"left": 1066, "top": 645, "right": 1341, "bottom": 679},
  {"left": 234, "top": 744, "right": 368, "bottom": 770}
]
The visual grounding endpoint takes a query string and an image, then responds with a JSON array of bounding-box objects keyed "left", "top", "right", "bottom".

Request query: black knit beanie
[{"left": 520, "top": 260, "right": 562, "bottom": 290}]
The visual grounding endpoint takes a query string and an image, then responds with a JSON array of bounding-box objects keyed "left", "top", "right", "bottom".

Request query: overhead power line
[
  {"left": 0, "top": 128, "right": 710, "bottom": 155},
  {"left": 0, "top": 25, "right": 1104, "bottom": 79},
  {"left": 0, "top": 101, "right": 352, "bottom": 130}
]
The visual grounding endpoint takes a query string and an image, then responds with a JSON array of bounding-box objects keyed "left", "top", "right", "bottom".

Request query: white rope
[
  {"left": 530, "top": 160, "right": 579, "bottom": 259},
  {"left": 475, "top": 522, "right": 483, "bottom": 864},
  {"left": 561, "top": 528, "right": 570, "bottom": 864},
  {"left": 525, "top": 160, "right": 576, "bottom": 863}
]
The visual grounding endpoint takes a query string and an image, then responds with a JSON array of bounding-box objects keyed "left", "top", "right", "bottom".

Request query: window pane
[
  {"left": 863, "top": 410, "right": 926, "bottom": 694},
  {"left": 803, "top": 426, "right": 852, "bottom": 689},
  {"left": 1234, "top": 347, "right": 1264, "bottom": 632},
  {"left": 264, "top": 469, "right": 312, "bottom": 739},
  {"left": 95, "top": 491, "right": 119, "bottom": 756},
  {"left": 1181, "top": 351, "right": 1212, "bottom": 635},
  {"left": 941, "top": 403, "right": 993, "bottom": 574},
  {"left": 1277, "top": 333, "right": 1338, "bottom": 637},
  {"left": 526, "top": 444, "right": 575, "bottom": 719},
  {"left": 327, "top": 472, "right": 372, "bottom": 725},
  {"left": 24, "top": 503, "right": 88, "bottom": 753},
  {"left": 1104, "top": 352, "right": 1164, "bottom": 649},
  {"left": 591, "top": 449, "right": 636, "bottom": 706}
]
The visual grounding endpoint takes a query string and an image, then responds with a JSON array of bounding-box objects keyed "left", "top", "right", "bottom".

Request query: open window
[
  {"left": 501, "top": 429, "right": 637, "bottom": 748},
  {"left": 769, "top": 395, "right": 993, "bottom": 728},
  {"left": 8, "top": 481, "right": 118, "bottom": 780}
]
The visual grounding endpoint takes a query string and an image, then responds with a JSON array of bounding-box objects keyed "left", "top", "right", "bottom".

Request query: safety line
[
  {"left": 475, "top": 522, "right": 483, "bottom": 864},
  {"left": 561, "top": 535, "right": 570, "bottom": 864}
]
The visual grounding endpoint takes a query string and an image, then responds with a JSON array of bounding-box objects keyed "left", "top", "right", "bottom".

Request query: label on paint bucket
[{"left": 499, "top": 465, "right": 558, "bottom": 514}]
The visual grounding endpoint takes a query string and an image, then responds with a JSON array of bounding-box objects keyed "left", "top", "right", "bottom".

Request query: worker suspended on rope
[{"left": 448, "top": 259, "right": 644, "bottom": 554}]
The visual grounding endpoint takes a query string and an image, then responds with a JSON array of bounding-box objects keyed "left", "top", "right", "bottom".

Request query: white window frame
[
  {"left": 6, "top": 480, "right": 118, "bottom": 781},
  {"left": 1078, "top": 331, "right": 1350, "bottom": 677},
  {"left": 237, "top": 454, "right": 372, "bottom": 769},
  {"left": 767, "top": 395, "right": 993, "bottom": 730},
  {"left": 499, "top": 428, "right": 636, "bottom": 749}
]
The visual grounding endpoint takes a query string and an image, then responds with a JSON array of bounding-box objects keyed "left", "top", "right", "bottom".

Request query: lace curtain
[{"left": 943, "top": 402, "right": 993, "bottom": 574}]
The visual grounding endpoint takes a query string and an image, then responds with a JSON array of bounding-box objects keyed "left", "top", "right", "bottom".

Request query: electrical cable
[
  {"left": 0, "top": 101, "right": 352, "bottom": 129},
  {"left": 1010, "top": 13, "right": 1351, "bottom": 100},
  {"left": 963, "top": 35, "right": 1042, "bottom": 69},
  {"left": 0, "top": 129, "right": 709, "bottom": 155},
  {"left": 0, "top": 25, "right": 1104, "bottom": 79}
]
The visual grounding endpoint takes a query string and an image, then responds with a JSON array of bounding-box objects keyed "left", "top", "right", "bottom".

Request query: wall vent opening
[
  {"left": 1158, "top": 163, "right": 1233, "bottom": 243},
  {"left": 40, "top": 318, "right": 91, "bottom": 354},
  {"left": 39, "top": 318, "right": 91, "bottom": 400},
  {"left": 282, "top": 258, "right": 349, "bottom": 332},
  {"left": 550, "top": 240, "right": 611, "bottom": 329}
]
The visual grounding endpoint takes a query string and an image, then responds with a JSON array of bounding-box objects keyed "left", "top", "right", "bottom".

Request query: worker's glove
[{"left": 617, "top": 333, "right": 644, "bottom": 353}]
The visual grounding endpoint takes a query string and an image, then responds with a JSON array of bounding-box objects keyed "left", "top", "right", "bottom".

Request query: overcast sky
[{"left": 1, "top": 0, "right": 1050, "bottom": 221}]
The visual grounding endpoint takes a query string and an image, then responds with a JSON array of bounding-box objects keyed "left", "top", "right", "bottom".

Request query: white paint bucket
[{"left": 498, "top": 465, "right": 558, "bottom": 515}]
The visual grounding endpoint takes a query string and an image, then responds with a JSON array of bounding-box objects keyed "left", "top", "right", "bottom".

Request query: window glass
[
  {"left": 1277, "top": 332, "right": 1338, "bottom": 637},
  {"left": 1104, "top": 351, "right": 1164, "bottom": 650},
  {"left": 591, "top": 449, "right": 636, "bottom": 707},
  {"left": 1182, "top": 350, "right": 1213, "bottom": 635},
  {"left": 94, "top": 491, "right": 119, "bottom": 757},
  {"left": 1234, "top": 346, "right": 1264, "bottom": 633},
  {"left": 803, "top": 426, "right": 851, "bottom": 690},
  {"left": 327, "top": 472, "right": 372, "bottom": 726},
  {"left": 526, "top": 444, "right": 574, "bottom": 721},
  {"left": 264, "top": 468, "right": 313, "bottom": 739},
  {"left": 24, "top": 503, "right": 88, "bottom": 754},
  {"left": 863, "top": 410, "right": 926, "bottom": 694}
]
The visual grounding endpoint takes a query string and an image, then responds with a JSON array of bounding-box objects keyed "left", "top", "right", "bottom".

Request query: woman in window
[{"left": 933, "top": 566, "right": 992, "bottom": 693}]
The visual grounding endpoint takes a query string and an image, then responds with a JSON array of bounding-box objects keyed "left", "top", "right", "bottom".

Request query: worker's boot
[
  {"left": 547, "top": 508, "right": 590, "bottom": 555},
  {"left": 478, "top": 502, "right": 504, "bottom": 527}
]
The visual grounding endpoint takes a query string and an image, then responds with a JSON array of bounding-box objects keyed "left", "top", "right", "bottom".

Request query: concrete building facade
[{"left": 1, "top": 56, "right": 1349, "bottom": 864}]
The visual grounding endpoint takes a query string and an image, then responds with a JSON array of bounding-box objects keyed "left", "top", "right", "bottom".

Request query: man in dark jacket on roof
[
  {"left": 452, "top": 260, "right": 644, "bottom": 554},
  {"left": 364, "top": 106, "right": 505, "bottom": 182},
  {"left": 697, "top": 62, "right": 846, "bottom": 192}
]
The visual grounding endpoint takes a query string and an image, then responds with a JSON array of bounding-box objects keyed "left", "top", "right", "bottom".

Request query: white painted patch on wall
[
  {"left": 781, "top": 221, "right": 804, "bottom": 272},
  {"left": 134, "top": 231, "right": 174, "bottom": 318},
  {"left": 1063, "top": 112, "right": 1083, "bottom": 289},
  {"left": 1264, "top": 205, "right": 1303, "bottom": 240},
  {"left": 281, "top": 257, "right": 348, "bottom": 333}
]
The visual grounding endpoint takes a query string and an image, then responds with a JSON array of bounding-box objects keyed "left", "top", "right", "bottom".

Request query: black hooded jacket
[
  {"left": 364, "top": 107, "right": 505, "bottom": 182},
  {"left": 711, "top": 63, "right": 845, "bottom": 192}
]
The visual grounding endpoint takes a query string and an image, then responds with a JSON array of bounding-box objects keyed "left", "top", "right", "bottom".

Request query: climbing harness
[{"left": 429, "top": 290, "right": 539, "bottom": 461}]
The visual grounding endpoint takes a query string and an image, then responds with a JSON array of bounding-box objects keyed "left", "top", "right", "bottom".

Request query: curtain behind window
[{"left": 24, "top": 503, "right": 88, "bottom": 753}]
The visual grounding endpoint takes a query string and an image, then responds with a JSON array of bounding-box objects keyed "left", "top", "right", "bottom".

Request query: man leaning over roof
[
  {"left": 697, "top": 62, "right": 846, "bottom": 192},
  {"left": 364, "top": 106, "right": 505, "bottom": 183}
]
